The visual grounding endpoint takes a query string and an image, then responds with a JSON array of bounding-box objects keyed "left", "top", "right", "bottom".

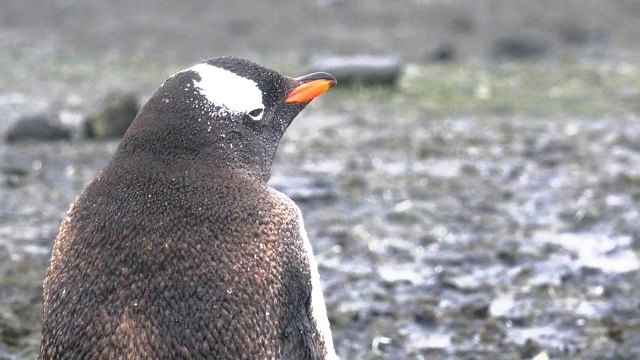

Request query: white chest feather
[
  {"left": 268, "top": 187, "right": 337, "bottom": 359},
  {"left": 294, "top": 206, "right": 337, "bottom": 359}
]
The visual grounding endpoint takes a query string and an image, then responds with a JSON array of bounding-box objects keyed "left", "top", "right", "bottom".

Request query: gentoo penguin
[{"left": 40, "top": 56, "right": 337, "bottom": 359}]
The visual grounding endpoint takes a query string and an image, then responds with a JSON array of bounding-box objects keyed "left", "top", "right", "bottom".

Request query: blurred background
[{"left": 1, "top": 1, "right": 639, "bottom": 359}]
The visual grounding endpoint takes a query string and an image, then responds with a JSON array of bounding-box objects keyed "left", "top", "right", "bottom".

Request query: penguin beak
[{"left": 285, "top": 72, "right": 337, "bottom": 103}]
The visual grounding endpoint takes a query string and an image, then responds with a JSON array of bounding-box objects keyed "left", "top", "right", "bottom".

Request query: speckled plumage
[{"left": 40, "top": 57, "right": 336, "bottom": 359}]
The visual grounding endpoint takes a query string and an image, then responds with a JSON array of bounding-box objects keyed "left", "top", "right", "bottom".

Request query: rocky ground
[{"left": 1, "top": 1, "right": 640, "bottom": 359}]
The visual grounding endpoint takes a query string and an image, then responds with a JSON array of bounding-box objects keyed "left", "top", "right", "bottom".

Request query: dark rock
[
  {"left": 520, "top": 338, "right": 544, "bottom": 359},
  {"left": 497, "top": 242, "right": 520, "bottom": 266},
  {"left": 556, "top": 22, "right": 590, "bottom": 45},
  {"left": 479, "top": 318, "right": 506, "bottom": 344},
  {"left": 84, "top": 91, "right": 140, "bottom": 139},
  {"left": 490, "top": 35, "right": 550, "bottom": 60},
  {"left": 414, "top": 306, "right": 438, "bottom": 326},
  {"left": 5, "top": 113, "right": 70, "bottom": 143},
  {"left": 340, "top": 174, "right": 368, "bottom": 199},
  {"left": 460, "top": 163, "right": 480, "bottom": 177},
  {"left": 427, "top": 42, "right": 457, "bottom": 63},
  {"left": 459, "top": 301, "right": 490, "bottom": 319},
  {"left": 578, "top": 266, "right": 603, "bottom": 278},
  {"left": 309, "top": 55, "right": 403, "bottom": 86},
  {"left": 602, "top": 314, "right": 625, "bottom": 343},
  {"left": 0, "top": 154, "right": 38, "bottom": 188},
  {"left": 0, "top": 312, "right": 30, "bottom": 347},
  {"left": 0, "top": 156, "right": 33, "bottom": 177}
]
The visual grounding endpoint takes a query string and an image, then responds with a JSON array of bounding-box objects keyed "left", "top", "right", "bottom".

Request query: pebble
[
  {"left": 387, "top": 200, "right": 428, "bottom": 224},
  {"left": 531, "top": 351, "right": 550, "bottom": 360}
]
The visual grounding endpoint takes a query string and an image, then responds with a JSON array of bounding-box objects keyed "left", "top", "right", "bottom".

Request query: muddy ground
[{"left": 1, "top": 1, "right": 640, "bottom": 359}]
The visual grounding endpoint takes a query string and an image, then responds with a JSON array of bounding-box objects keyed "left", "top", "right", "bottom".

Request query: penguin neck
[
  {"left": 112, "top": 131, "right": 274, "bottom": 184},
  {"left": 114, "top": 99, "right": 278, "bottom": 183},
  {"left": 199, "top": 143, "right": 275, "bottom": 183}
]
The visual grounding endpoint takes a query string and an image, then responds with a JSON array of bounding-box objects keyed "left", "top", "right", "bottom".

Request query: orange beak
[{"left": 285, "top": 72, "right": 337, "bottom": 103}]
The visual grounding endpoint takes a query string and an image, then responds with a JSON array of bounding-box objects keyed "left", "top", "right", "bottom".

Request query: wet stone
[
  {"left": 479, "top": 318, "right": 506, "bottom": 344},
  {"left": 602, "top": 314, "right": 625, "bottom": 343},
  {"left": 490, "top": 34, "right": 551, "bottom": 60},
  {"left": 459, "top": 300, "right": 490, "bottom": 320},
  {"left": 0, "top": 155, "right": 33, "bottom": 177},
  {"left": 411, "top": 295, "right": 440, "bottom": 326},
  {"left": 413, "top": 306, "right": 438, "bottom": 326},
  {"left": 339, "top": 174, "right": 368, "bottom": 199},
  {"left": 426, "top": 42, "right": 457, "bottom": 63},
  {"left": 84, "top": 90, "right": 140, "bottom": 139},
  {"left": 497, "top": 242, "right": 520, "bottom": 266},
  {"left": 0, "top": 311, "right": 30, "bottom": 347},
  {"left": 556, "top": 22, "right": 592, "bottom": 45},
  {"left": 617, "top": 171, "right": 640, "bottom": 188},
  {"left": 5, "top": 112, "right": 71, "bottom": 143},
  {"left": 387, "top": 200, "right": 429, "bottom": 224},
  {"left": 368, "top": 238, "right": 416, "bottom": 262},
  {"left": 321, "top": 224, "right": 368, "bottom": 255},
  {"left": 558, "top": 204, "right": 603, "bottom": 230},
  {"left": 331, "top": 301, "right": 394, "bottom": 327},
  {"left": 489, "top": 295, "right": 535, "bottom": 325},
  {"left": 520, "top": 338, "right": 544, "bottom": 359},
  {"left": 0, "top": 154, "right": 39, "bottom": 187},
  {"left": 577, "top": 266, "right": 603, "bottom": 278},
  {"left": 377, "top": 264, "right": 420, "bottom": 286},
  {"left": 309, "top": 55, "right": 403, "bottom": 86}
]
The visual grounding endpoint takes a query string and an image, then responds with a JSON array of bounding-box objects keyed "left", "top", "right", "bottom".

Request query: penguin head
[{"left": 120, "top": 56, "right": 336, "bottom": 181}]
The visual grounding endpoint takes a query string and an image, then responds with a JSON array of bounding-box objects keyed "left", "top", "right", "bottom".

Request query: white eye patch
[{"left": 181, "top": 63, "right": 265, "bottom": 120}]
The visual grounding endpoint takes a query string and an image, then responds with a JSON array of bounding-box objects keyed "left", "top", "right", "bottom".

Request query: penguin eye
[{"left": 247, "top": 108, "right": 264, "bottom": 120}]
